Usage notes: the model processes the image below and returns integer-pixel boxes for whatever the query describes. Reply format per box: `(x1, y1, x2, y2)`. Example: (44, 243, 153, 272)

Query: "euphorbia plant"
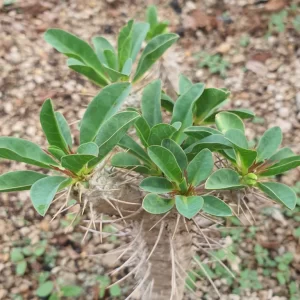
(1, 7, 300, 300)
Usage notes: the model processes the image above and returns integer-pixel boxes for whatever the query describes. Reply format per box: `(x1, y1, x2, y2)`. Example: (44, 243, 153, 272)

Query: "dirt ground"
(0, 0, 300, 299)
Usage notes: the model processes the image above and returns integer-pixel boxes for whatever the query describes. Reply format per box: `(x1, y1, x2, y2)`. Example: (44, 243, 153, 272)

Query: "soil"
(0, 0, 299, 299)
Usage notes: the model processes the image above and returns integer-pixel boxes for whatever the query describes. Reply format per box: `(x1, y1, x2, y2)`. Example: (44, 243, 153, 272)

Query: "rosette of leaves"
(161, 74, 255, 126)
(198, 112, 300, 210)
(0, 83, 140, 216)
(111, 79, 232, 219)
(44, 17, 178, 87)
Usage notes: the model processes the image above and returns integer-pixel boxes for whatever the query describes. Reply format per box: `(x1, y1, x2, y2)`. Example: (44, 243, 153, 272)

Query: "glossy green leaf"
(140, 176, 174, 193)
(142, 193, 174, 214)
(30, 176, 72, 216)
(40, 99, 69, 152)
(0, 137, 58, 168)
(103, 49, 118, 70)
(118, 134, 151, 164)
(257, 182, 296, 210)
(205, 169, 244, 190)
(48, 146, 65, 161)
(80, 82, 131, 144)
(77, 142, 99, 156)
(269, 147, 294, 162)
(148, 123, 177, 146)
(131, 22, 150, 62)
(175, 195, 204, 219)
(162, 139, 188, 171)
(194, 88, 230, 124)
(203, 108, 255, 124)
(67, 58, 107, 87)
(16, 260, 27, 276)
(0, 171, 47, 192)
(61, 286, 83, 297)
(44, 29, 108, 85)
(92, 36, 116, 66)
(184, 126, 221, 140)
(256, 127, 282, 162)
(121, 58, 132, 76)
(89, 111, 140, 167)
(259, 156, 300, 176)
(102, 62, 124, 82)
(179, 73, 193, 95)
(171, 83, 205, 142)
(148, 145, 182, 184)
(184, 134, 232, 154)
(133, 33, 179, 82)
(171, 122, 182, 131)
(186, 149, 213, 187)
(118, 20, 133, 70)
(55, 112, 72, 148)
(61, 154, 96, 174)
(161, 92, 174, 112)
(224, 129, 248, 149)
(134, 116, 151, 148)
(215, 112, 245, 134)
(141, 80, 162, 128)
(202, 196, 232, 217)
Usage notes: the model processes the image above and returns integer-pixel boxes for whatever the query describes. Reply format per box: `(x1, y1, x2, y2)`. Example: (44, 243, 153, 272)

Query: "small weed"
(195, 52, 230, 77)
(239, 34, 250, 48)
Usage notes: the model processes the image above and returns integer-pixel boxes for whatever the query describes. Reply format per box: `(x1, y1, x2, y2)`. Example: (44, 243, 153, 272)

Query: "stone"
(246, 61, 267, 77)
(296, 93, 300, 110)
(217, 42, 231, 54)
(278, 107, 289, 118)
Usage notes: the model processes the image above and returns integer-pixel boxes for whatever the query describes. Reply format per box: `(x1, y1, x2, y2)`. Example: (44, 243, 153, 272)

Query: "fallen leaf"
(265, 0, 286, 12)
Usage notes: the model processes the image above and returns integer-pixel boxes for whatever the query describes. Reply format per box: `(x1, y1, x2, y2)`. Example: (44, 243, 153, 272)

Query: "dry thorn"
(192, 218, 212, 248)
(149, 211, 170, 231)
(172, 214, 181, 240)
(147, 220, 164, 261)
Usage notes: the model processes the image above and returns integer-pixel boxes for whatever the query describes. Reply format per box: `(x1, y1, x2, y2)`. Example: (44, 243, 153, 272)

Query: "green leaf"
(61, 154, 96, 174)
(109, 284, 122, 297)
(259, 156, 300, 176)
(162, 139, 187, 171)
(118, 20, 134, 70)
(77, 142, 99, 156)
(40, 99, 69, 152)
(205, 169, 244, 190)
(142, 193, 174, 214)
(175, 195, 204, 219)
(36, 281, 54, 297)
(184, 134, 232, 154)
(89, 111, 140, 167)
(16, 260, 27, 276)
(148, 145, 182, 184)
(256, 127, 282, 162)
(131, 22, 150, 62)
(148, 123, 177, 146)
(10, 248, 24, 262)
(179, 73, 193, 95)
(257, 182, 297, 210)
(184, 126, 221, 140)
(225, 129, 257, 170)
(215, 112, 245, 134)
(186, 149, 213, 187)
(140, 176, 174, 193)
(0, 137, 58, 168)
(134, 116, 151, 148)
(92, 36, 116, 66)
(194, 88, 230, 124)
(30, 176, 72, 216)
(133, 33, 179, 82)
(80, 82, 131, 144)
(67, 58, 107, 87)
(161, 92, 175, 112)
(61, 285, 83, 297)
(204, 109, 255, 123)
(55, 111, 72, 148)
(141, 80, 162, 128)
(147, 5, 158, 28)
(121, 58, 132, 76)
(269, 147, 294, 162)
(171, 83, 205, 143)
(118, 135, 151, 164)
(0, 171, 48, 192)
(202, 196, 232, 217)
(44, 29, 108, 86)
(48, 146, 65, 161)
